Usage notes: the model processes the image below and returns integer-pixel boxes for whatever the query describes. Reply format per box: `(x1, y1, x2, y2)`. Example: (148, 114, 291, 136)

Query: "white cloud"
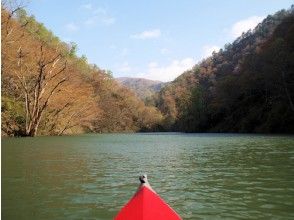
(93, 7, 107, 15)
(101, 17, 116, 25)
(230, 16, 264, 38)
(148, 62, 158, 68)
(83, 5, 115, 27)
(131, 29, 161, 39)
(202, 45, 220, 58)
(84, 17, 96, 26)
(118, 62, 132, 73)
(65, 22, 79, 32)
(81, 3, 92, 10)
(137, 58, 195, 82)
(160, 48, 170, 55)
(84, 15, 115, 27)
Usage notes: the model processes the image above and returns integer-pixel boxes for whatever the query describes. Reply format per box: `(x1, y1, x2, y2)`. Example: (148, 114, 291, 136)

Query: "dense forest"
(154, 6, 294, 133)
(1, 3, 163, 136)
(2, 2, 294, 136)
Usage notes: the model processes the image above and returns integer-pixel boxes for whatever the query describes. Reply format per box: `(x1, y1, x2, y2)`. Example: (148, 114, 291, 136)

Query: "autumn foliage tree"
(1, 4, 163, 136)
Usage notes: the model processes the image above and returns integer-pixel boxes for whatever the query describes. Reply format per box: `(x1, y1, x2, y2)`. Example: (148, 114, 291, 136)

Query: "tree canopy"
(153, 6, 294, 133)
(1, 5, 163, 136)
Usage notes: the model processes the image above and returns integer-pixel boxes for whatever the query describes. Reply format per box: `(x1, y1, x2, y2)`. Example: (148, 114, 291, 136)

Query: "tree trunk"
(16, 45, 67, 137)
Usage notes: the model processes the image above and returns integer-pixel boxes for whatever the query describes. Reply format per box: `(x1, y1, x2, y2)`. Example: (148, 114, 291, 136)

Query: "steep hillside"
(1, 6, 163, 136)
(154, 6, 294, 133)
(117, 77, 166, 100)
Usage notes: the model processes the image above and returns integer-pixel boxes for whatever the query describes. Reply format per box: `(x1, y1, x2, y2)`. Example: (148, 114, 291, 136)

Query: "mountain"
(1, 7, 163, 136)
(3, 3, 293, 136)
(116, 77, 166, 100)
(153, 6, 294, 133)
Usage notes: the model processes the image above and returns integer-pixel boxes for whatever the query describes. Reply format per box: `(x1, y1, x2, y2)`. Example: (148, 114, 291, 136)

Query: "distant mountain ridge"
(116, 77, 167, 100)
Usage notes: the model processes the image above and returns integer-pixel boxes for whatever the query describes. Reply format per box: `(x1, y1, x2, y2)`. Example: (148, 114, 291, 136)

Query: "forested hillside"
(117, 77, 166, 100)
(155, 6, 294, 133)
(2, 3, 293, 136)
(1, 5, 163, 136)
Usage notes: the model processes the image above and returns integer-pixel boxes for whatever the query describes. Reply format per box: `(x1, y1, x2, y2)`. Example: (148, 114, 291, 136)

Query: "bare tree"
(15, 44, 68, 136)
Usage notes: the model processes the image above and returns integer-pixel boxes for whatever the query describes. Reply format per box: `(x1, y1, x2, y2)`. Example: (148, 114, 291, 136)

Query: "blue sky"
(26, 0, 292, 82)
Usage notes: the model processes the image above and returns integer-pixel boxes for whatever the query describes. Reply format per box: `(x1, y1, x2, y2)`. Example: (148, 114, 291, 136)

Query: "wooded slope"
(154, 6, 294, 133)
(1, 5, 163, 136)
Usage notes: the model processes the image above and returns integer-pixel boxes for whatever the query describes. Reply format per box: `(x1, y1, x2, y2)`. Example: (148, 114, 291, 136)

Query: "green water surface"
(2, 133, 294, 219)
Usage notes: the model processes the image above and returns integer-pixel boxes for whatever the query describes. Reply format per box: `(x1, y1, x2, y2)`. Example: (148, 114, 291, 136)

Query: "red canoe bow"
(114, 175, 182, 220)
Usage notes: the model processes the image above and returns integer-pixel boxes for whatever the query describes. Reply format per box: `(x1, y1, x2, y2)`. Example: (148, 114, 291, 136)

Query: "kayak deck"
(115, 175, 181, 220)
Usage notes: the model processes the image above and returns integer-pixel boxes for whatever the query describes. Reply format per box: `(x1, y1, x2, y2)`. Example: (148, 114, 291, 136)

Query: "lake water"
(2, 133, 294, 219)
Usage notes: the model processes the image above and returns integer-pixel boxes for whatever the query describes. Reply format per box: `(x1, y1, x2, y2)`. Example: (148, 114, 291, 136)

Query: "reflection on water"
(2, 133, 294, 219)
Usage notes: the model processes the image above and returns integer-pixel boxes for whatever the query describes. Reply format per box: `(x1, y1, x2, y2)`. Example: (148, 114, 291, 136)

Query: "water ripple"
(2, 133, 294, 219)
